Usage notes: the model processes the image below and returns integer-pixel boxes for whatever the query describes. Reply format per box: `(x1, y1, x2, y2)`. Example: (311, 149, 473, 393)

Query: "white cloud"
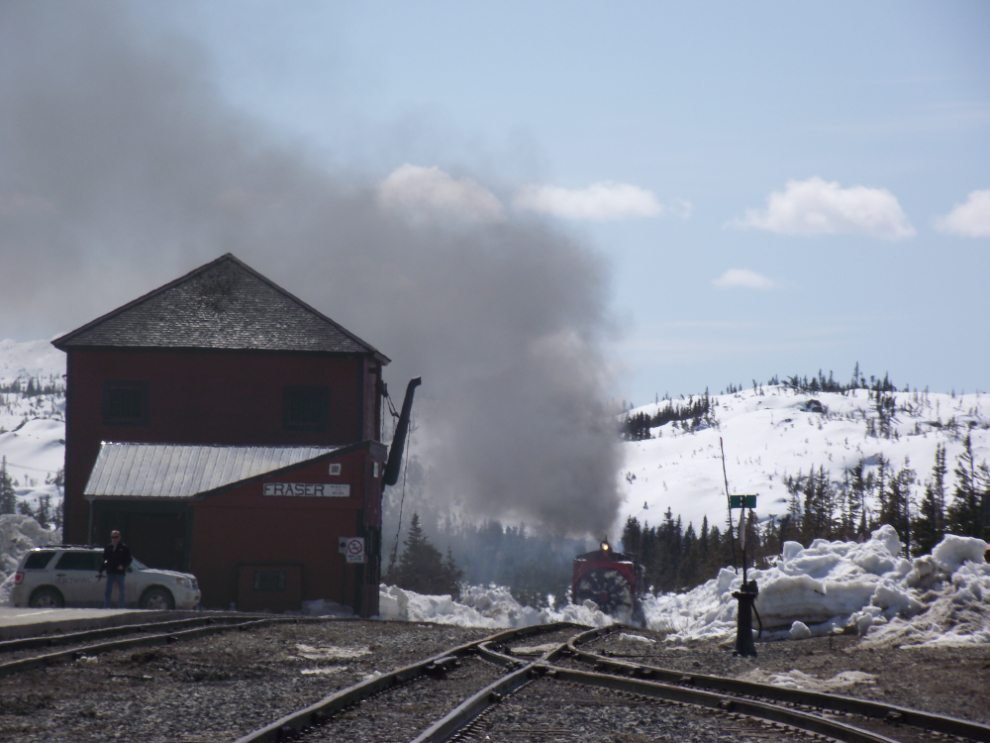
(934, 190, 990, 238)
(712, 269, 775, 290)
(731, 177, 915, 240)
(377, 164, 504, 223)
(513, 181, 666, 221)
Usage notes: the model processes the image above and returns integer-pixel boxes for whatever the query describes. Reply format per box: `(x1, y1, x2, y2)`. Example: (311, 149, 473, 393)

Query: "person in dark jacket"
(99, 530, 132, 609)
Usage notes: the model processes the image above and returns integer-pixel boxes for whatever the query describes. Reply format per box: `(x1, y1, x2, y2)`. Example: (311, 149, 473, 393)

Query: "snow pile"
(740, 668, 877, 692)
(378, 526, 989, 649)
(379, 584, 548, 628)
(0, 513, 62, 603)
(640, 525, 988, 647)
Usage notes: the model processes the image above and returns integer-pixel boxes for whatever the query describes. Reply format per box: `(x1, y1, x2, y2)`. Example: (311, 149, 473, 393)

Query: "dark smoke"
(0, 4, 623, 537)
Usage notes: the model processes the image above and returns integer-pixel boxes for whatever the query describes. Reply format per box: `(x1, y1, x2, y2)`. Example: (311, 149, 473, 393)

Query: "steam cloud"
(0, 5, 623, 536)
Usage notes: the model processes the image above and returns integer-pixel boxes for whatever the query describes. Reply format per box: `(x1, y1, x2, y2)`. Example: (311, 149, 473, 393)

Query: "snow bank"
(0, 514, 62, 603)
(377, 526, 989, 649)
(641, 525, 988, 647)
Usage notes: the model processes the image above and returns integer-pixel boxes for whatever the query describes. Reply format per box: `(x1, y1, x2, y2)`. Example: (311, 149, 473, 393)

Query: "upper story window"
(103, 381, 149, 425)
(283, 385, 329, 431)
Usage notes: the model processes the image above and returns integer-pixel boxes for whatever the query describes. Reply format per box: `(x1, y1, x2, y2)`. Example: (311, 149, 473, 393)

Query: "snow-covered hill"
(618, 386, 990, 534)
(0, 339, 66, 516)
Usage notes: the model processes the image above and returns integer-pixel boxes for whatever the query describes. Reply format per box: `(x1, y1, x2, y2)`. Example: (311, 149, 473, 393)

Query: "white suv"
(10, 546, 201, 610)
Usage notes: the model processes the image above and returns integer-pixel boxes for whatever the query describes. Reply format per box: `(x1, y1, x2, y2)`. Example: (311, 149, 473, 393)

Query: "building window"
(253, 570, 286, 592)
(283, 386, 329, 431)
(103, 381, 149, 425)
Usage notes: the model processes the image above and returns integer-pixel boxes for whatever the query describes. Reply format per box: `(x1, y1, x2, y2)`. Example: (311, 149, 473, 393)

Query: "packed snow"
(375, 526, 988, 649)
(0, 514, 62, 604)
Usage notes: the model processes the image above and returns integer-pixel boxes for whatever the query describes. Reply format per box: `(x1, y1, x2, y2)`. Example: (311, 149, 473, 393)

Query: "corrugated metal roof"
(84, 443, 342, 499)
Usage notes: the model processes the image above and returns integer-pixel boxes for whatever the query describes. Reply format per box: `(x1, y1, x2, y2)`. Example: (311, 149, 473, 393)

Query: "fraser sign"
(263, 482, 350, 497)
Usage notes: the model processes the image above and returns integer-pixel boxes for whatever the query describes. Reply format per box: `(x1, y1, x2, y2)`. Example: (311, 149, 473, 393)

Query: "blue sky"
(6, 2, 990, 402)
(147, 1, 990, 401)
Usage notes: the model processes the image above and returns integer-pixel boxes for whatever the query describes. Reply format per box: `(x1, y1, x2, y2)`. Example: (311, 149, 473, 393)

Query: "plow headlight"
(600, 540, 610, 552)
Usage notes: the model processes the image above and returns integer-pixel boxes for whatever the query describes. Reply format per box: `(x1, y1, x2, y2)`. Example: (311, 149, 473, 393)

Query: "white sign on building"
(262, 482, 350, 497)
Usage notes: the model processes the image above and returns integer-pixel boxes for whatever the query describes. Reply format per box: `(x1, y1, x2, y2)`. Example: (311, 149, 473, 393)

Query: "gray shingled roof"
(84, 443, 343, 500)
(52, 254, 389, 360)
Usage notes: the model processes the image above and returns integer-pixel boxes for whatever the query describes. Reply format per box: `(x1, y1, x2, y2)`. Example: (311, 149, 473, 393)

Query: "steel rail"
(0, 616, 301, 677)
(0, 614, 263, 654)
(546, 666, 900, 743)
(567, 625, 990, 743)
(410, 633, 896, 743)
(410, 663, 541, 743)
(230, 621, 586, 743)
(409, 650, 898, 743)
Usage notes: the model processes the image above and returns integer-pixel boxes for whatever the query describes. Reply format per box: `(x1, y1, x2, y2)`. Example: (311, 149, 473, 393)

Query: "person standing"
(99, 530, 132, 609)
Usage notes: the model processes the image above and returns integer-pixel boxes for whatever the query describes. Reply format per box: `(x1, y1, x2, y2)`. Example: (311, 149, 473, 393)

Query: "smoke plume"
(0, 4, 623, 536)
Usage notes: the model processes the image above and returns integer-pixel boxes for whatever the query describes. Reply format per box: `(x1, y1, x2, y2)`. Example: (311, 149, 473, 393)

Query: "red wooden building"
(53, 254, 404, 615)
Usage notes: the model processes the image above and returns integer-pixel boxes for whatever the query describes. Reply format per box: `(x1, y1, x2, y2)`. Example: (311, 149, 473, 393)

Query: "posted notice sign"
(263, 482, 350, 497)
(343, 537, 365, 563)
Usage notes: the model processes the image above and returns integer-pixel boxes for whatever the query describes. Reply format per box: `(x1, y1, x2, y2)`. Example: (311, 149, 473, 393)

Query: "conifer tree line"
(622, 390, 715, 441)
(0, 373, 65, 395)
(621, 434, 989, 596)
(779, 433, 988, 555)
(0, 458, 63, 530)
(625, 367, 909, 443)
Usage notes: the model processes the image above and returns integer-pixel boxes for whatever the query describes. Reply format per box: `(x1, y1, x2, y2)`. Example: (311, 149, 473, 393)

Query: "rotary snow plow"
(571, 539, 645, 625)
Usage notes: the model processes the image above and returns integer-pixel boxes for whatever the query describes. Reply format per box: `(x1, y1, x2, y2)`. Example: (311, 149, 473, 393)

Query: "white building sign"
(263, 482, 350, 497)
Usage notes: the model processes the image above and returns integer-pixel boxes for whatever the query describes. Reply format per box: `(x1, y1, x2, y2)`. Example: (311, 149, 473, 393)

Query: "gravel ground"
(301, 656, 504, 742)
(0, 619, 491, 743)
(475, 677, 824, 743)
(590, 629, 990, 726)
(1, 619, 987, 743)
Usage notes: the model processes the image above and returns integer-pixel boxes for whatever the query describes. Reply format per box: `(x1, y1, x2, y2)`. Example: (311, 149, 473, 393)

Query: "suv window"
(23, 551, 57, 569)
(55, 552, 102, 571)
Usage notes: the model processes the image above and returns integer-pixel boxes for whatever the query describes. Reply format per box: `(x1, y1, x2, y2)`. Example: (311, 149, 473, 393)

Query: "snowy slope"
(0, 339, 65, 512)
(618, 386, 990, 533)
(0, 338, 65, 387)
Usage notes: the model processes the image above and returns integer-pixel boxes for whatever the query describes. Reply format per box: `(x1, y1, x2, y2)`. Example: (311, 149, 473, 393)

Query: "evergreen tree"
(0, 457, 15, 515)
(390, 513, 462, 597)
(947, 434, 982, 537)
(34, 494, 52, 528)
(912, 444, 946, 555)
(621, 516, 642, 555)
(880, 460, 914, 549)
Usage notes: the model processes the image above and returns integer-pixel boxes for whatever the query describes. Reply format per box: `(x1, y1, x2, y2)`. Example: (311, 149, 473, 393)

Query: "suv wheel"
(140, 587, 175, 611)
(29, 587, 65, 608)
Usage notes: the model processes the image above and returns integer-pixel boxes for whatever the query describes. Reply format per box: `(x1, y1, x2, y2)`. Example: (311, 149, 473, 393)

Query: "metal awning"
(84, 443, 343, 500)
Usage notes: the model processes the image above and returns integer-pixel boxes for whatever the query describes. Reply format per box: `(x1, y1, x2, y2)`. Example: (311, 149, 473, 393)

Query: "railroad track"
(230, 622, 990, 743)
(2, 618, 986, 742)
(0, 614, 328, 678)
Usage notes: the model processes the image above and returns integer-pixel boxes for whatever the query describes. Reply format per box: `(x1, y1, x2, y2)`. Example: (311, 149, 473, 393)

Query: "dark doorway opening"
(94, 503, 191, 571)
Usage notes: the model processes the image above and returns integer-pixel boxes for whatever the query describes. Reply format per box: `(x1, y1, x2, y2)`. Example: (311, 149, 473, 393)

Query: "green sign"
(730, 495, 757, 509)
